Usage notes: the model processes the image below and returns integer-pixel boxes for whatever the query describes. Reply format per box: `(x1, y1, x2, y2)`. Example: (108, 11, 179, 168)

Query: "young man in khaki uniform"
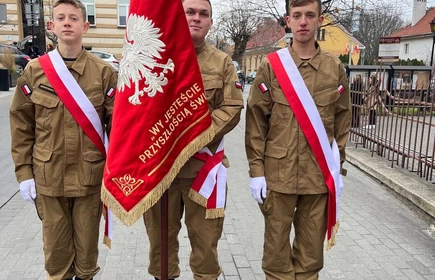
(9, 0, 117, 279)
(143, 0, 244, 279)
(245, 0, 350, 279)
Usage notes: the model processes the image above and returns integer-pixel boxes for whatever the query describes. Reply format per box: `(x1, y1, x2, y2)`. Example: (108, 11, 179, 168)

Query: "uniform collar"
(288, 41, 322, 70)
(66, 48, 87, 75)
(195, 40, 207, 54)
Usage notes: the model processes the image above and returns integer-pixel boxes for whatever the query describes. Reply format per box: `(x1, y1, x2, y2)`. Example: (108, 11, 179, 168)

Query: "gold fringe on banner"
(188, 189, 207, 207)
(102, 207, 112, 249)
(101, 125, 215, 226)
(188, 189, 225, 219)
(326, 221, 340, 251)
(205, 208, 225, 219)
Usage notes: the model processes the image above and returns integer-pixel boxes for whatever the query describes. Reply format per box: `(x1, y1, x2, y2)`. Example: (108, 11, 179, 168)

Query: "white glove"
(249, 177, 267, 204)
(19, 179, 36, 204)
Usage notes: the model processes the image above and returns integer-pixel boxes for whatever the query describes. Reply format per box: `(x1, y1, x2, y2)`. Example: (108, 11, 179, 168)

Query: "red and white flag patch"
(21, 85, 32, 96)
(106, 88, 115, 98)
(235, 82, 242, 89)
(338, 84, 345, 94)
(258, 82, 268, 93)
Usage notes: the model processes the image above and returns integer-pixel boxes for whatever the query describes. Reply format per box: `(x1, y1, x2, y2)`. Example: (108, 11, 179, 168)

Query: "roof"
(245, 14, 366, 51)
(387, 7, 435, 38)
(246, 18, 286, 50)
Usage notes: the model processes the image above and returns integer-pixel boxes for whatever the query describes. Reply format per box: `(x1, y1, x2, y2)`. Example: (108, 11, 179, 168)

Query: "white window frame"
(82, 2, 96, 26)
(118, 2, 129, 27)
(404, 44, 409, 55)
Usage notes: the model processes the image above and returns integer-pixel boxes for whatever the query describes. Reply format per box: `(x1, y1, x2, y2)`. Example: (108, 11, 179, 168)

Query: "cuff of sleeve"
(249, 166, 264, 178)
(16, 168, 34, 183)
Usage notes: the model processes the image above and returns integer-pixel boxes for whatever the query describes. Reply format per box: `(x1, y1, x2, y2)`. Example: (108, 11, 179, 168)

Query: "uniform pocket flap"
(88, 93, 104, 106)
(270, 89, 289, 105)
(31, 91, 60, 108)
(203, 80, 223, 90)
(33, 148, 53, 162)
(314, 92, 338, 106)
(264, 145, 287, 159)
(214, 110, 230, 122)
(83, 151, 105, 162)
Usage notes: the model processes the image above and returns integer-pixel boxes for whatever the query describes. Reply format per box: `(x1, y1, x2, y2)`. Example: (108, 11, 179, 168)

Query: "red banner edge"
(101, 124, 215, 226)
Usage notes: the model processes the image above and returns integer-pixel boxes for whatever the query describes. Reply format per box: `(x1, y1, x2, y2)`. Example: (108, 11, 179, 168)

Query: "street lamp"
(429, 18, 435, 66)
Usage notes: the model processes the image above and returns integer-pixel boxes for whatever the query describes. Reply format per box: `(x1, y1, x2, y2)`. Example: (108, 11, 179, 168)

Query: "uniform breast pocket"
(30, 90, 60, 131)
(313, 89, 338, 129)
(270, 87, 291, 129)
(203, 75, 223, 107)
(88, 92, 105, 115)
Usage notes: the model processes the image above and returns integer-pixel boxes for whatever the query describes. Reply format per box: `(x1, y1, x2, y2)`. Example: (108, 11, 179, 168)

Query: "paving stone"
(0, 87, 434, 280)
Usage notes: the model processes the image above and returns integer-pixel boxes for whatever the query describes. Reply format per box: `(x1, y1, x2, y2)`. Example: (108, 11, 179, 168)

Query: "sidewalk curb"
(346, 144, 435, 220)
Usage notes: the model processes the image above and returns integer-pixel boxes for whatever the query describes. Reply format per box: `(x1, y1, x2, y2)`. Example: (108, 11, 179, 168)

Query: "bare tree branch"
(218, 4, 262, 64)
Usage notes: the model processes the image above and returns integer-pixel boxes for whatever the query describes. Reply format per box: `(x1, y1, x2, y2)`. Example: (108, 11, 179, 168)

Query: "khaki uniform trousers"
(143, 178, 224, 280)
(259, 191, 328, 280)
(35, 192, 102, 280)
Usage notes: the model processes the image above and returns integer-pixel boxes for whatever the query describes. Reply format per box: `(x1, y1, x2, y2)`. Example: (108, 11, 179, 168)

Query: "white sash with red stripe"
(189, 139, 227, 219)
(39, 49, 107, 156)
(38, 49, 113, 247)
(267, 48, 343, 249)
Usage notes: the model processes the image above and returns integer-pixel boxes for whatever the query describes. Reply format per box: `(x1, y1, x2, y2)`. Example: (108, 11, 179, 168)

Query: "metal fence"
(348, 67, 435, 183)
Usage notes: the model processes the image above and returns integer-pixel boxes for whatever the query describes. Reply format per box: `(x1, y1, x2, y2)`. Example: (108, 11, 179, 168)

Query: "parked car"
(246, 71, 256, 83)
(89, 50, 119, 72)
(0, 44, 31, 74)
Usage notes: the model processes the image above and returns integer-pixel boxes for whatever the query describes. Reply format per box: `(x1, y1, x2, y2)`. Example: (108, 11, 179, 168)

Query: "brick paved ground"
(0, 86, 434, 280)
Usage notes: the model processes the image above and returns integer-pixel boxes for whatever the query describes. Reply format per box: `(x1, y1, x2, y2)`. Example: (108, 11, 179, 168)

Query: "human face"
(183, 0, 213, 46)
(50, 3, 89, 45)
(286, 1, 323, 45)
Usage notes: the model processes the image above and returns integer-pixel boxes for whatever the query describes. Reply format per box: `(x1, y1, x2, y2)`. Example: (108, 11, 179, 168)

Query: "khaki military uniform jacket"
(10, 49, 117, 197)
(245, 44, 350, 194)
(178, 42, 244, 178)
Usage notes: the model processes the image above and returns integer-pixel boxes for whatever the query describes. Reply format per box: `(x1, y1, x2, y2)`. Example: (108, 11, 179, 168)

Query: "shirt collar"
(288, 41, 322, 70)
(195, 40, 207, 54)
(66, 48, 87, 75)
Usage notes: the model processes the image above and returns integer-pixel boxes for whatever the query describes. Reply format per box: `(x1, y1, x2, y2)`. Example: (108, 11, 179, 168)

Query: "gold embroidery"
(112, 174, 144, 196)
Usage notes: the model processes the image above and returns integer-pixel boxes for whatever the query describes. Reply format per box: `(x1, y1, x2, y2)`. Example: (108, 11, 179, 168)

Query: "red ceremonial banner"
(102, 0, 214, 225)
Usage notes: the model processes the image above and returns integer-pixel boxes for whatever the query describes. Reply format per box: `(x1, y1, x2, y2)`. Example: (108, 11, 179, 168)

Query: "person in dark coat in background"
(350, 75, 364, 128)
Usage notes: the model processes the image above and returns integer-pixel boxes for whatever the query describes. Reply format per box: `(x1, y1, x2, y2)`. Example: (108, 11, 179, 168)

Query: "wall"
(399, 36, 432, 65)
(2, 0, 125, 56)
(318, 15, 362, 65)
(0, 0, 21, 44)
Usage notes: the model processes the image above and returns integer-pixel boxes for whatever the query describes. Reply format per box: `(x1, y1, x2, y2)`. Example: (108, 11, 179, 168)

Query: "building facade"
(386, 3, 435, 66)
(242, 14, 365, 76)
(0, 0, 126, 57)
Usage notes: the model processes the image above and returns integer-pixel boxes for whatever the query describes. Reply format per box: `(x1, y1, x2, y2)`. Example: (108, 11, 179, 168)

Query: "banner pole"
(161, 190, 169, 280)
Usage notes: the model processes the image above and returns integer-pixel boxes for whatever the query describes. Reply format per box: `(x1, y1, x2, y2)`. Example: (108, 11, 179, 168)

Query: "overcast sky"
(211, 0, 435, 23)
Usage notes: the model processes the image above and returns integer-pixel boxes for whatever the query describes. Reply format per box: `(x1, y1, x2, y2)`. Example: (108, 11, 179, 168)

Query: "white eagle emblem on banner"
(118, 14, 175, 105)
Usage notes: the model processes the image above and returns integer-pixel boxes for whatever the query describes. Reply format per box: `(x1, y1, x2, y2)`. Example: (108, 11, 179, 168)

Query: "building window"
(316, 28, 326, 41)
(0, 4, 6, 24)
(118, 0, 129, 27)
(404, 44, 409, 54)
(82, 0, 95, 25)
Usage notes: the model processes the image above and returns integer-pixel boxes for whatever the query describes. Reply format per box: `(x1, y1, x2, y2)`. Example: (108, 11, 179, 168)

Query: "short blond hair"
(53, 0, 87, 21)
(288, 0, 321, 15)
